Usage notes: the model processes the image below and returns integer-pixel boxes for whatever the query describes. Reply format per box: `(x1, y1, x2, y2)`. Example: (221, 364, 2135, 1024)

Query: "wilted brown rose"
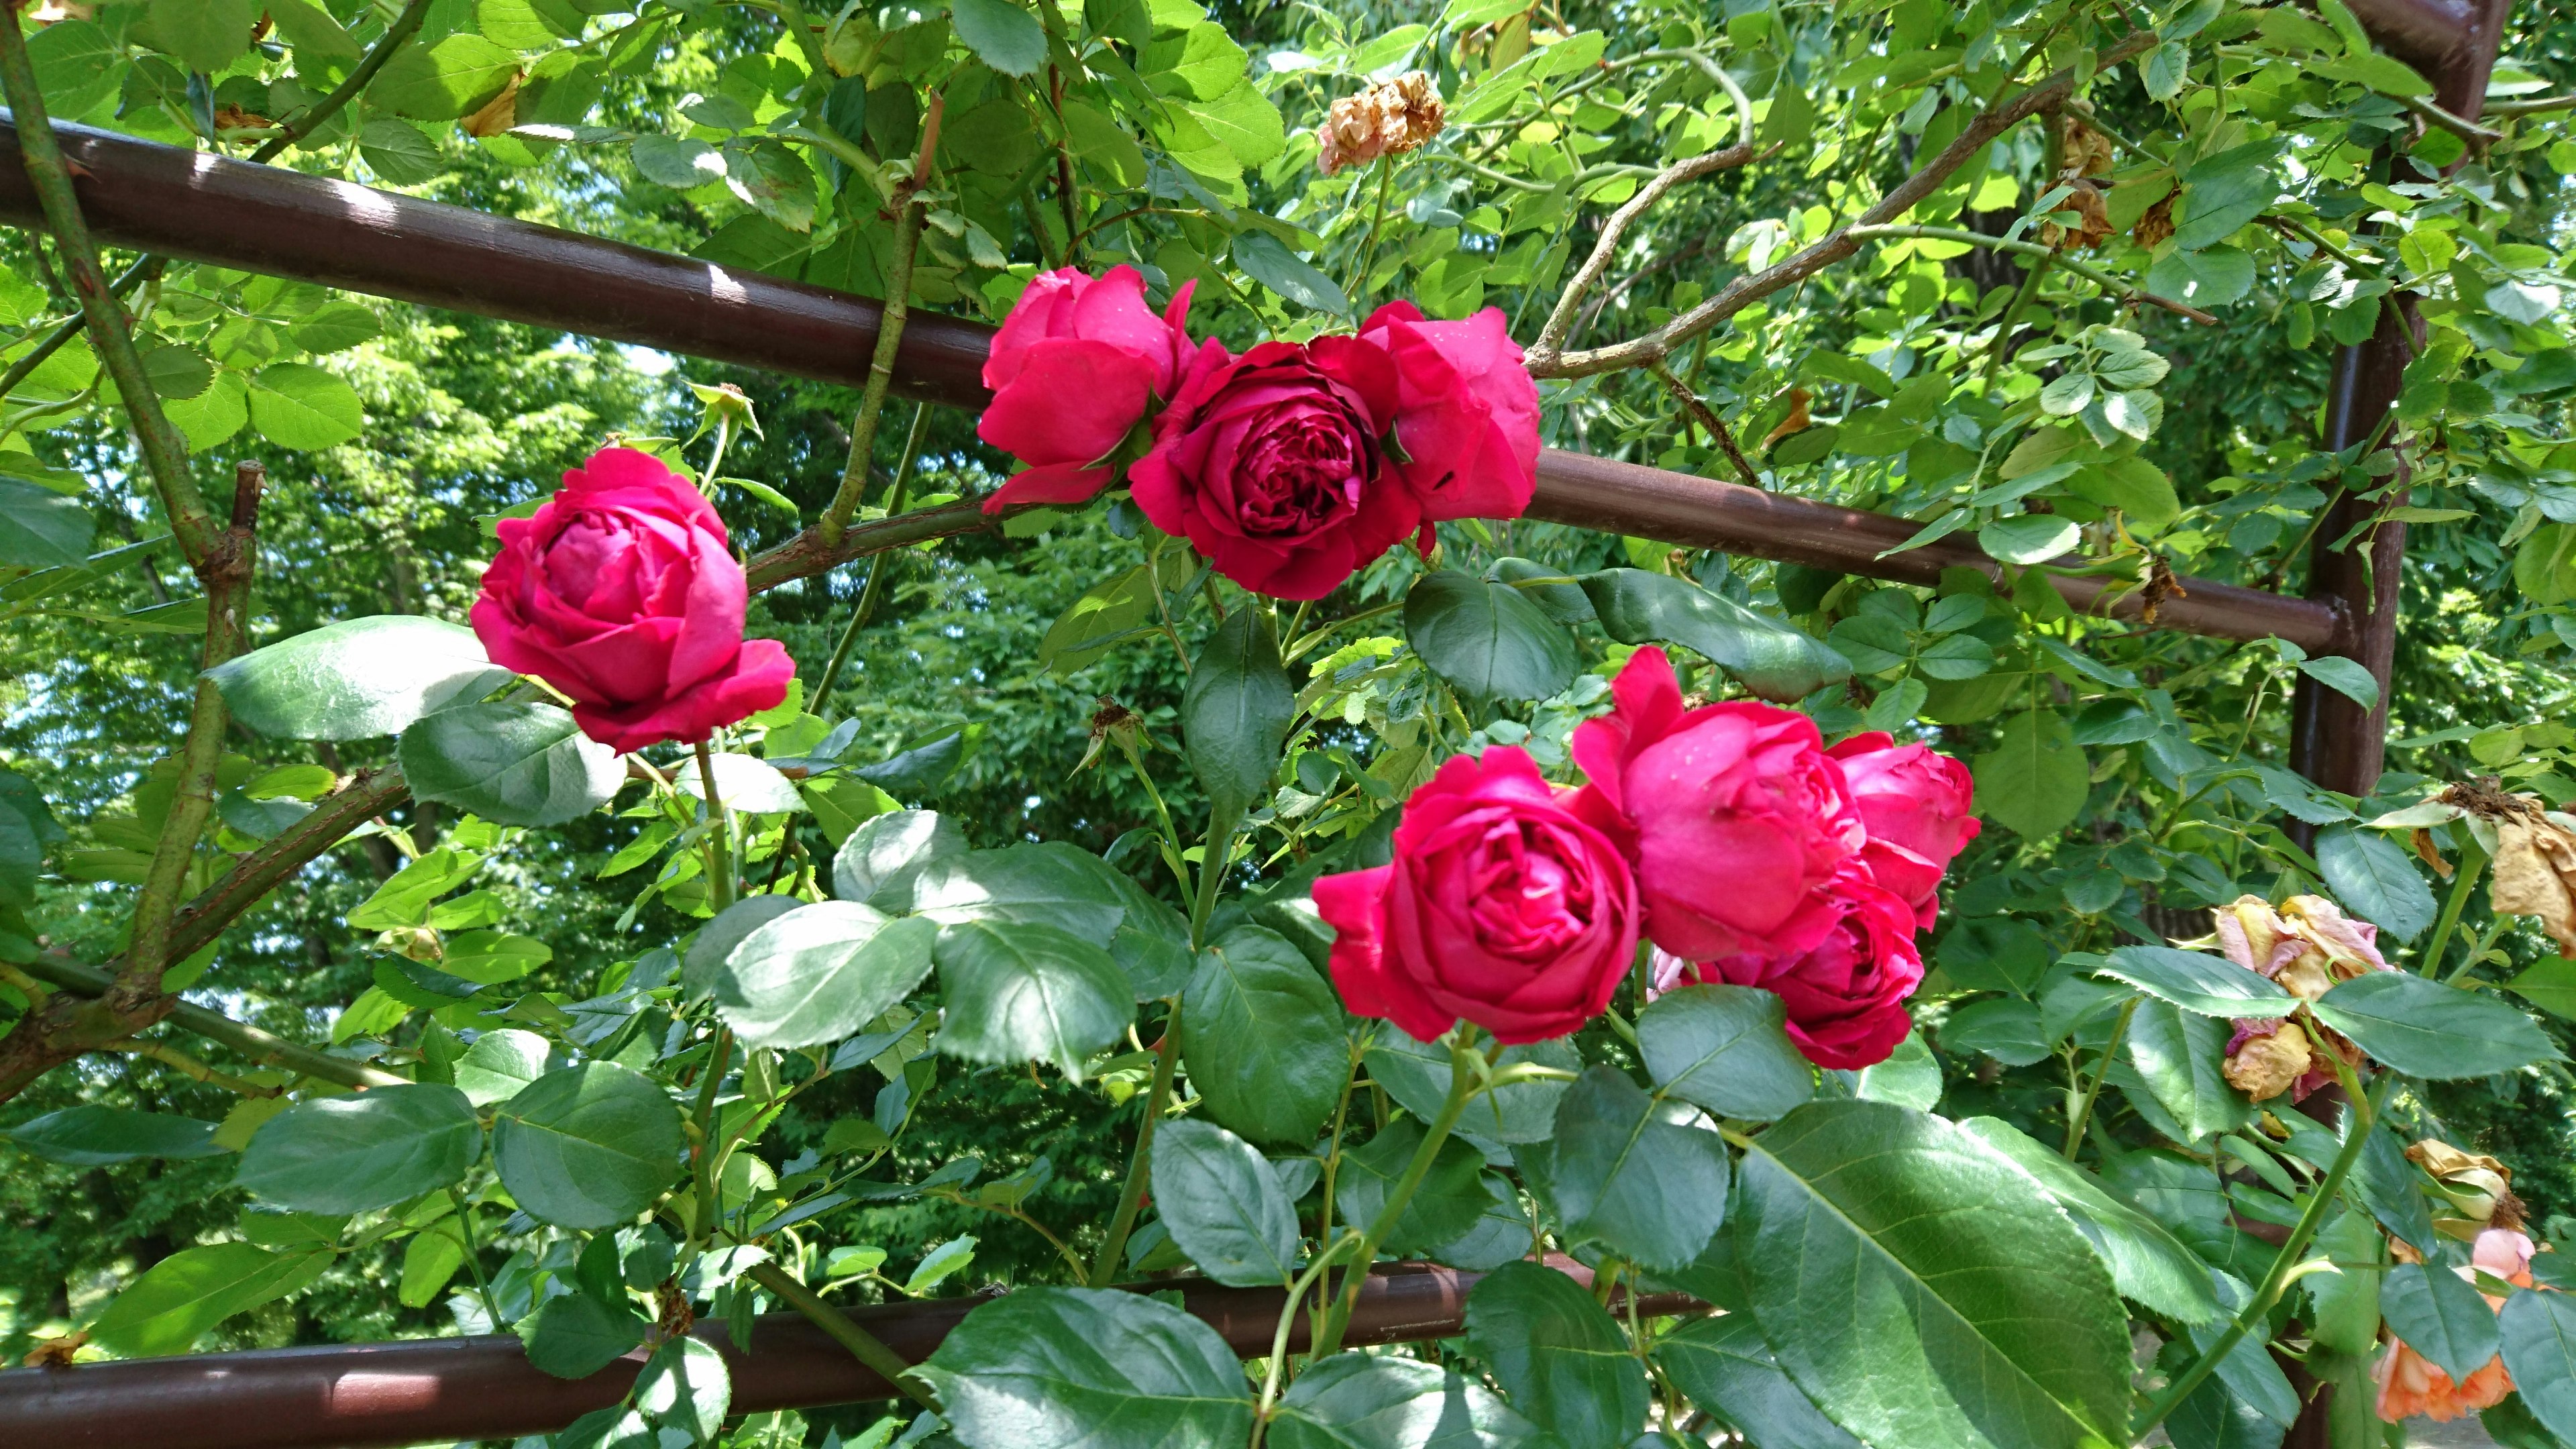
(1317, 72, 1446, 175)
(2133, 192, 2177, 247)
(2491, 806, 2576, 956)
(2039, 179, 2113, 249)
(2222, 1022, 2312, 1102)
(2408, 1138, 2525, 1234)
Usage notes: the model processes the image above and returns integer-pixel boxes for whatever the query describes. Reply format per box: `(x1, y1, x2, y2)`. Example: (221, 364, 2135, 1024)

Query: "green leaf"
(1144, 22, 1247, 101)
(398, 701, 621, 826)
(1271, 1354, 1556, 1449)
(1038, 565, 1158, 675)
(235, 1084, 482, 1214)
(931, 920, 1131, 1077)
(2096, 945, 2294, 1018)
(373, 34, 522, 120)
(635, 1336, 732, 1441)
(248, 363, 364, 450)
(286, 302, 383, 356)
(1336, 1117, 1494, 1254)
(1979, 515, 2080, 565)
(209, 616, 510, 741)
(26, 19, 121, 119)
(139, 343, 213, 400)
(478, 0, 586, 48)
(519, 1289, 649, 1379)
(2315, 826, 2437, 942)
(265, 0, 361, 60)
(1972, 709, 2088, 839)
(89, 1242, 331, 1357)
(1184, 598, 1292, 824)
(2506, 959, 2576, 1021)
(1521, 1067, 1728, 1271)
(455, 1026, 553, 1108)
(1187, 79, 1287, 169)
(1232, 231, 1349, 317)
(2381, 1260, 2503, 1385)
(1654, 1314, 1861, 1449)
(2297, 656, 2381, 712)
(360, 119, 445, 185)
(2142, 40, 2188, 101)
(901, 842, 1131, 946)
(2310, 970, 2559, 1079)
(2125, 999, 2257, 1140)
(1637, 983, 1816, 1122)
(1954, 1116, 2220, 1324)
(717, 904, 937, 1049)
(1149, 1118, 1299, 1287)
(1735, 1100, 2131, 1449)
(1854, 1028, 1945, 1110)
(1403, 571, 1578, 706)
(0, 476, 93, 569)
(347, 846, 481, 930)
(5, 1105, 223, 1165)
(399, 1216, 467, 1307)
(1181, 925, 1345, 1144)
(2174, 142, 2277, 251)
(1579, 568, 1848, 704)
(833, 808, 966, 906)
(439, 931, 551, 985)
(949, 0, 1048, 76)
(148, 0, 254, 73)
(1462, 1261, 1650, 1449)
(492, 1063, 686, 1229)
(1362, 1030, 1573, 1146)
(918, 1287, 1254, 1449)
(2501, 1289, 2576, 1446)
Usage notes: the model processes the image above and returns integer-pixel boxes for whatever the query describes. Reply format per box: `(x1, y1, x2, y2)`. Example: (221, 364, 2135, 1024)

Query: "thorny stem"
(1536, 138, 1764, 360)
(1348, 157, 1397, 310)
(1644, 360, 1760, 488)
(745, 1260, 938, 1409)
(816, 402, 932, 714)
(1311, 1033, 1485, 1359)
(11, 952, 407, 1090)
(1088, 1004, 1182, 1288)
(688, 1026, 735, 1248)
(2062, 995, 2137, 1159)
(820, 93, 947, 546)
(694, 740, 737, 912)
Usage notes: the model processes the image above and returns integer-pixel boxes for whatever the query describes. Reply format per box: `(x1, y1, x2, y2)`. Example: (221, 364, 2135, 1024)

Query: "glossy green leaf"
(683, 896, 804, 1000)
(931, 920, 1130, 1077)
(209, 616, 509, 741)
(235, 1085, 480, 1214)
(1403, 571, 1578, 706)
(1638, 984, 1817, 1122)
(453, 1027, 552, 1107)
(1972, 708, 2088, 839)
(2316, 827, 2437, 943)
(398, 701, 621, 826)
(716, 903, 937, 1049)
(949, 0, 1048, 75)
(1270, 1354, 1555, 1449)
(519, 1289, 649, 1379)
(1233, 231, 1350, 316)
(902, 842, 1131, 945)
(2126, 1000, 2257, 1140)
(1336, 1118, 1495, 1254)
(2501, 1289, 2576, 1446)
(1521, 1067, 1728, 1271)
(1955, 1116, 2219, 1324)
(5, 1104, 222, 1165)
(492, 1063, 684, 1228)
(2381, 1260, 2502, 1386)
(89, 1242, 331, 1356)
(1735, 1100, 2131, 1449)
(634, 1336, 732, 1441)
(373, 34, 522, 119)
(0, 476, 93, 568)
(2310, 971, 2558, 1079)
(1579, 568, 1848, 704)
(148, 0, 254, 73)
(248, 364, 365, 451)
(833, 808, 967, 906)
(2096, 946, 2294, 1018)
(1462, 1261, 1649, 1449)
(1181, 926, 1345, 1144)
(1362, 1030, 1573, 1146)
(916, 1287, 1254, 1449)
(1184, 608, 1293, 820)
(1654, 1313, 1861, 1449)
(1148, 1118, 1299, 1287)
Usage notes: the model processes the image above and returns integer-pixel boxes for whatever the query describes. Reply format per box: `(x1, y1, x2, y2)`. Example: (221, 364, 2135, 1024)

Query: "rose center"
(1465, 820, 1595, 960)
(1235, 412, 1366, 538)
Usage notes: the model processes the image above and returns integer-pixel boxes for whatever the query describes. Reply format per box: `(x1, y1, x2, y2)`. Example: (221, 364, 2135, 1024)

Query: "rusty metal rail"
(0, 1259, 1694, 1449)
(0, 112, 2346, 653)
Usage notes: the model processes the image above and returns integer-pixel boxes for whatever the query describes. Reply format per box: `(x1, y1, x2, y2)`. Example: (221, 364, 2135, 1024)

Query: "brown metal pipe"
(0, 1260, 1695, 1449)
(0, 113, 2341, 653)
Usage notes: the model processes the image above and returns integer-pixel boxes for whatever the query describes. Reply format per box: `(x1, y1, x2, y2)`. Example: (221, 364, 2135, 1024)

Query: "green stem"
(814, 402, 930, 714)
(449, 1187, 503, 1331)
(1348, 157, 1397, 309)
(819, 95, 945, 545)
(745, 1260, 938, 1409)
(248, 0, 435, 164)
(2426, 845, 2487, 982)
(700, 412, 735, 495)
(1087, 1002, 1182, 1287)
(13, 951, 408, 1089)
(0, 257, 160, 400)
(1311, 1034, 1483, 1359)
(2063, 995, 2137, 1159)
(1115, 734, 1191, 901)
(1189, 811, 1237, 949)
(1980, 245, 2057, 390)
(1251, 1236, 1360, 1446)
(695, 741, 737, 912)
(2131, 1073, 2392, 1440)
(688, 1027, 734, 1248)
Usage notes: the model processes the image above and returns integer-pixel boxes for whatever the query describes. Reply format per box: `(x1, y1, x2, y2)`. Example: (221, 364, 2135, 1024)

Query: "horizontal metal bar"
(0, 1259, 1695, 1449)
(0, 114, 2343, 653)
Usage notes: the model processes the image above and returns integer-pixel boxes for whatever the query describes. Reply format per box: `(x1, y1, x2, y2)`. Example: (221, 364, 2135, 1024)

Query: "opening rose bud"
(979, 265, 1207, 513)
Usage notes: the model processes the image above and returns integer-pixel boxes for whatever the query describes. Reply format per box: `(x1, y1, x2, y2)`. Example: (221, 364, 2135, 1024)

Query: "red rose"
(1314, 746, 1640, 1044)
(1666, 865, 1925, 1069)
(1357, 302, 1541, 523)
(978, 266, 1206, 512)
(470, 447, 793, 753)
(1824, 731, 1981, 930)
(1572, 647, 1864, 961)
(1128, 337, 1422, 601)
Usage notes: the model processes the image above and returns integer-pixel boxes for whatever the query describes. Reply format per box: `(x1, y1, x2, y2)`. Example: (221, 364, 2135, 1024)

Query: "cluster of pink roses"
(977, 265, 1542, 600)
(1316, 647, 1980, 1069)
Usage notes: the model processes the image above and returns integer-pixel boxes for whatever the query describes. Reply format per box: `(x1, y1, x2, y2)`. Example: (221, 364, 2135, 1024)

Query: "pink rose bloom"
(1313, 746, 1639, 1044)
(472, 448, 793, 753)
(1825, 731, 1981, 930)
(1671, 865, 1925, 1069)
(1129, 337, 1422, 601)
(979, 265, 1207, 512)
(1356, 302, 1541, 523)
(1572, 647, 1864, 961)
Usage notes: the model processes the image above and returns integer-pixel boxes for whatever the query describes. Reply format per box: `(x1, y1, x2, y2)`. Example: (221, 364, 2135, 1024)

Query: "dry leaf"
(2133, 193, 2176, 248)
(1758, 388, 1813, 452)
(462, 74, 523, 140)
